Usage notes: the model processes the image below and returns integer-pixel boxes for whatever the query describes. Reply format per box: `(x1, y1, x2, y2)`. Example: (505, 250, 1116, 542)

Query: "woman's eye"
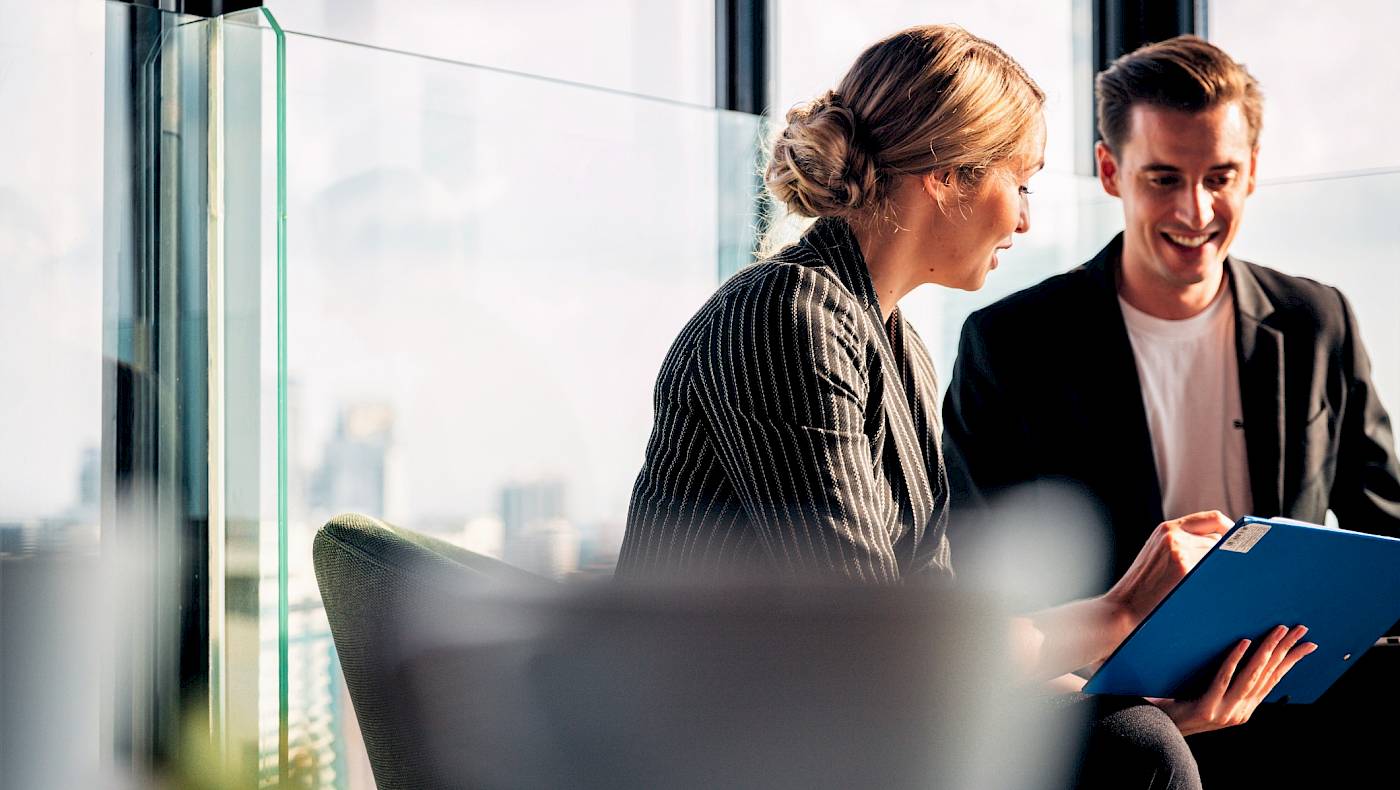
(1018, 185, 1033, 196)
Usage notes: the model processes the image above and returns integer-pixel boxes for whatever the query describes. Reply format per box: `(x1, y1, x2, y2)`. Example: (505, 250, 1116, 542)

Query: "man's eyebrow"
(1140, 161, 1244, 172)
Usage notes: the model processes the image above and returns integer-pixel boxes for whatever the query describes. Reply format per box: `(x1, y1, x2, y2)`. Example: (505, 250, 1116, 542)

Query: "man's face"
(1096, 101, 1258, 292)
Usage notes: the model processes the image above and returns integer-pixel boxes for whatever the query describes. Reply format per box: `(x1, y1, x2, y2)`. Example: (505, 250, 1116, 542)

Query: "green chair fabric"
(312, 512, 542, 790)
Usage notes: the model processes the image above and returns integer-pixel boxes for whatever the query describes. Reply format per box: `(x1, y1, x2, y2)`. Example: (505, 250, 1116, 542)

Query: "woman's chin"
(962, 256, 999, 291)
(925, 265, 990, 292)
(961, 269, 991, 292)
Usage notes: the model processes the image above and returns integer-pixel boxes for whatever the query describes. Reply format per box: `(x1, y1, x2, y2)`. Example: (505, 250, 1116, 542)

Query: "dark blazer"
(943, 233, 1400, 580)
(616, 217, 952, 583)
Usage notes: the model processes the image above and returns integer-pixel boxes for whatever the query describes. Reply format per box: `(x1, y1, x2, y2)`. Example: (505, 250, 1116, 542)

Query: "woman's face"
(927, 117, 1045, 291)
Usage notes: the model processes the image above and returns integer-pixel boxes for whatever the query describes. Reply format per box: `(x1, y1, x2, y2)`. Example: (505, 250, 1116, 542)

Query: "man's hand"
(1149, 624, 1318, 736)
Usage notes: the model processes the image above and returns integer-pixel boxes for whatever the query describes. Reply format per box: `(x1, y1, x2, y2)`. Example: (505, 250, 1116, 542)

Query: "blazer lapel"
(865, 306, 937, 543)
(802, 219, 935, 541)
(1085, 239, 1167, 527)
(1229, 257, 1284, 517)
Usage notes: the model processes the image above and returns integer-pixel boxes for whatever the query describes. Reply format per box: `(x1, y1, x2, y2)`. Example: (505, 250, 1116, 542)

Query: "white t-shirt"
(1118, 285, 1254, 521)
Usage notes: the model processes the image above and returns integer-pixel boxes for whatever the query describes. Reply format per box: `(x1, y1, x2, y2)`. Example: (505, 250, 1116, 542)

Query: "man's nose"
(1177, 182, 1214, 229)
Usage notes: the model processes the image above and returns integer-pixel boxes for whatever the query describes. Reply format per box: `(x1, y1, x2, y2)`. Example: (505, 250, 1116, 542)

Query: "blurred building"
(500, 479, 579, 578)
(275, 401, 403, 789)
(575, 519, 626, 579)
(311, 402, 401, 520)
(457, 514, 505, 560)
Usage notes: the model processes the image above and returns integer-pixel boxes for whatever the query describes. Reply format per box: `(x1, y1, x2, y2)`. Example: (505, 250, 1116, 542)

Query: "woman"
(615, 25, 1313, 787)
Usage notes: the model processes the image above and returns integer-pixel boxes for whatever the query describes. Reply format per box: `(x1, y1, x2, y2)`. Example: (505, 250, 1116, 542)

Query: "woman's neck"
(852, 218, 926, 322)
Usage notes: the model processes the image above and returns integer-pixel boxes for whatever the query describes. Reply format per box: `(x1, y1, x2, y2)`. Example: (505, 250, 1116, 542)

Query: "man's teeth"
(1166, 232, 1212, 248)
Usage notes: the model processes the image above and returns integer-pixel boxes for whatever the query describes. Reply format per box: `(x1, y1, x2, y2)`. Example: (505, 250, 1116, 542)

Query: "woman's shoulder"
(658, 237, 877, 380)
(678, 256, 872, 376)
(710, 247, 866, 325)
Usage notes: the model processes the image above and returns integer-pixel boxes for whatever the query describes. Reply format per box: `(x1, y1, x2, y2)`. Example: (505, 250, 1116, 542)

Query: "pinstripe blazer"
(616, 217, 952, 583)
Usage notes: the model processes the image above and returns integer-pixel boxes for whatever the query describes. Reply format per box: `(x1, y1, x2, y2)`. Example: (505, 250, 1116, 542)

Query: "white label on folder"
(1220, 522, 1271, 553)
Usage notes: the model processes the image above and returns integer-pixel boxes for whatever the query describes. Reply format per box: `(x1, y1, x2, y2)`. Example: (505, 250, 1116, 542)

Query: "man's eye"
(1019, 185, 1033, 196)
(1207, 173, 1236, 189)
(1149, 176, 1180, 188)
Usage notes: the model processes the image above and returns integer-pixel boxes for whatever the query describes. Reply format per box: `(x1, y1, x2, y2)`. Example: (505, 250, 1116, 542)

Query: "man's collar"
(1225, 255, 1275, 323)
(1083, 233, 1125, 301)
(1085, 231, 1274, 323)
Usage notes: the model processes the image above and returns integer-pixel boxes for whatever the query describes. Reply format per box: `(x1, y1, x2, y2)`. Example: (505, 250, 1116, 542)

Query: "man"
(944, 35, 1400, 574)
(942, 35, 1400, 783)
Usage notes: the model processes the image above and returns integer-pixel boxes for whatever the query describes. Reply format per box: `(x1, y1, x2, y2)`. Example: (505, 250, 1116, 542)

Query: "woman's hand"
(1104, 511, 1233, 625)
(1015, 511, 1241, 684)
(1149, 625, 1318, 736)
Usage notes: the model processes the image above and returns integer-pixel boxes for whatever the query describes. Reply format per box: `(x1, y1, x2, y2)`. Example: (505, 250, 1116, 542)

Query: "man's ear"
(1095, 141, 1122, 198)
(1246, 145, 1259, 196)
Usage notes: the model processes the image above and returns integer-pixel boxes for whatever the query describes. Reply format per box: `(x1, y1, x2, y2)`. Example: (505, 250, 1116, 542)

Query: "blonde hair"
(766, 24, 1045, 222)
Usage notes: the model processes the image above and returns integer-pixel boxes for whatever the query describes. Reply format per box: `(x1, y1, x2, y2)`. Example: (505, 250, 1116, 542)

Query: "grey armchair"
(312, 512, 542, 789)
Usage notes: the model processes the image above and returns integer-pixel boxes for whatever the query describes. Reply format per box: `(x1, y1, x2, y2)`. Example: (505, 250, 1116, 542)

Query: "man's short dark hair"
(1095, 35, 1263, 154)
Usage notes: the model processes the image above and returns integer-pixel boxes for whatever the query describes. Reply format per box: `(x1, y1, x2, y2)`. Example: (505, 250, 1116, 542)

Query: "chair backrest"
(312, 512, 542, 790)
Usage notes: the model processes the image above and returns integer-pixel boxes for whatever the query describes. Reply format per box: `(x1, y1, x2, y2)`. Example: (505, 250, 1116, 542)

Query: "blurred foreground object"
(315, 512, 1096, 789)
(0, 553, 103, 788)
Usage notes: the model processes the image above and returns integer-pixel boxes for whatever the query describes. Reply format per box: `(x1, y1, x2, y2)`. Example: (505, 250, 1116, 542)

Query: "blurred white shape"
(455, 514, 505, 560)
(953, 481, 1111, 610)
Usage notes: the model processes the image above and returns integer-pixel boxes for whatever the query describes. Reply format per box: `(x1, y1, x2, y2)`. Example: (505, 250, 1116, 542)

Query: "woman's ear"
(921, 170, 955, 212)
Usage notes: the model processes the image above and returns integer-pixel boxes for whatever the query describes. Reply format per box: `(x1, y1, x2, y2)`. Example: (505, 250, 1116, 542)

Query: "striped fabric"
(616, 217, 952, 584)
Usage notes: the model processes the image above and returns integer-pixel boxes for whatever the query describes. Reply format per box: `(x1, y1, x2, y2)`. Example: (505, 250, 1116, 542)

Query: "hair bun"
(765, 90, 882, 219)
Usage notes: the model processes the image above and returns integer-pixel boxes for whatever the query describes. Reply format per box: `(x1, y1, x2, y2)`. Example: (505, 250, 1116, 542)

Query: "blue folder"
(1084, 516, 1400, 704)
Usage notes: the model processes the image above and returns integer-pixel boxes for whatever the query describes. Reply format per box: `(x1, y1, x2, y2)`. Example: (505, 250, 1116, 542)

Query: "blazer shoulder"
(964, 263, 1103, 337)
(1238, 259, 1349, 335)
(1239, 259, 1338, 303)
(679, 256, 872, 379)
(711, 252, 868, 330)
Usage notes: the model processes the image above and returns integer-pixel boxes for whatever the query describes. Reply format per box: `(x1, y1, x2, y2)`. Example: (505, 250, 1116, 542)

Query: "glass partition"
(1209, 0, 1400, 179)
(1231, 171, 1400, 411)
(268, 0, 716, 106)
(256, 23, 765, 787)
(1208, 2, 1400, 441)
